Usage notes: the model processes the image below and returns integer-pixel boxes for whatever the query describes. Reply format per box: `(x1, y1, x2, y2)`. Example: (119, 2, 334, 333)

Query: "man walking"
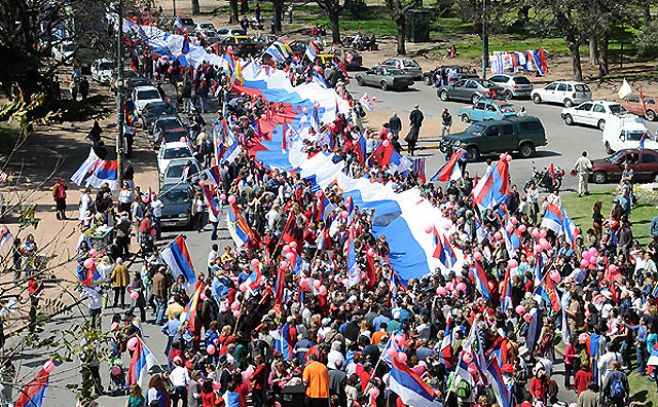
(388, 113, 402, 141)
(573, 151, 593, 197)
(441, 108, 452, 136)
(406, 105, 424, 156)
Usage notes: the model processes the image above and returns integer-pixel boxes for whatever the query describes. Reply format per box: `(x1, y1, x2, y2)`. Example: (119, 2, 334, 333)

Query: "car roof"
(161, 183, 189, 191)
(166, 158, 199, 166)
(551, 80, 586, 85)
(134, 85, 158, 92)
(163, 141, 190, 149)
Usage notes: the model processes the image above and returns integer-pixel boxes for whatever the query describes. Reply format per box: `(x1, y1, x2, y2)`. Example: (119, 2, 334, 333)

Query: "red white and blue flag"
(180, 284, 202, 331)
(432, 227, 456, 269)
(484, 355, 513, 407)
(430, 150, 462, 182)
(200, 183, 221, 218)
(15, 365, 51, 407)
(161, 235, 197, 284)
(314, 191, 335, 222)
(0, 226, 12, 248)
(127, 338, 157, 386)
(469, 260, 492, 301)
(541, 203, 563, 233)
(389, 357, 440, 407)
(202, 165, 221, 186)
(472, 158, 510, 210)
(85, 159, 119, 189)
(346, 226, 361, 287)
(304, 42, 319, 62)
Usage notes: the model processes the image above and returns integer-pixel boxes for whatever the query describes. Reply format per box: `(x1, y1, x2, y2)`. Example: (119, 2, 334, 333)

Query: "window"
(138, 90, 160, 100)
(557, 83, 567, 92)
(475, 102, 485, 110)
(592, 104, 605, 113)
(453, 80, 465, 87)
(466, 81, 478, 89)
(574, 84, 590, 93)
(566, 85, 573, 91)
(578, 103, 593, 111)
(608, 104, 627, 114)
(490, 76, 504, 82)
(641, 154, 657, 163)
(513, 76, 531, 84)
(486, 126, 500, 136)
(486, 104, 497, 112)
(383, 59, 394, 66)
(163, 148, 192, 160)
(545, 83, 557, 91)
(519, 120, 543, 132)
(501, 124, 514, 136)
(628, 96, 640, 103)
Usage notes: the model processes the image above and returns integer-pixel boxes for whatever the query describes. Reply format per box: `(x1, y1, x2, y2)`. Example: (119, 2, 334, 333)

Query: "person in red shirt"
(529, 366, 548, 402)
(250, 354, 268, 407)
(574, 363, 594, 395)
(563, 338, 578, 388)
(200, 379, 219, 407)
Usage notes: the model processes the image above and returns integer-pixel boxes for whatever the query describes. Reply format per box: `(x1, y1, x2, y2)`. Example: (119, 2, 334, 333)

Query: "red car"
(618, 94, 658, 121)
(589, 149, 658, 184)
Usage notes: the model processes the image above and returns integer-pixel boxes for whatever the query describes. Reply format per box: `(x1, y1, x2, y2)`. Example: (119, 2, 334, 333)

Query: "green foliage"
(346, 0, 370, 19)
(634, 25, 658, 58)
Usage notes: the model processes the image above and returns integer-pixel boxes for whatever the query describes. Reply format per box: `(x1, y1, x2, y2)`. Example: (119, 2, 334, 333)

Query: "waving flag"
(439, 317, 454, 368)
(0, 226, 12, 248)
(274, 39, 293, 58)
(469, 260, 492, 300)
(181, 30, 190, 54)
(430, 149, 462, 182)
(221, 141, 242, 164)
(243, 267, 262, 293)
(202, 165, 221, 186)
(500, 266, 513, 314)
(280, 322, 295, 361)
(227, 203, 254, 247)
(127, 338, 157, 386)
(265, 43, 286, 63)
(562, 207, 579, 249)
(312, 72, 329, 88)
(432, 228, 456, 269)
(472, 158, 510, 210)
(542, 273, 562, 313)
(274, 264, 286, 310)
(15, 365, 51, 407)
(180, 284, 202, 331)
(346, 226, 361, 287)
(585, 333, 605, 384)
(389, 357, 440, 407)
(484, 356, 513, 407)
(541, 203, 563, 233)
(85, 159, 119, 189)
(200, 182, 220, 218)
(304, 42, 319, 62)
(315, 191, 335, 222)
(502, 227, 521, 257)
(359, 93, 374, 111)
(71, 148, 102, 186)
(525, 306, 543, 354)
(161, 235, 197, 284)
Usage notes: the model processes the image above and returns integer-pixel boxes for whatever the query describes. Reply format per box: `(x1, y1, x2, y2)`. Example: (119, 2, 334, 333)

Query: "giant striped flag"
(389, 357, 440, 407)
(161, 235, 197, 285)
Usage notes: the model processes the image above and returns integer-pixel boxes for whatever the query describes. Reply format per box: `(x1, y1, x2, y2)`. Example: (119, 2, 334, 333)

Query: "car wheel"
(465, 146, 480, 161)
(439, 90, 449, 101)
(592, 171, 607, 184)
(646, 110, 656, 121)
(423, 76, 433, 86)
(564, 114, 574, 125)
(605, 142, 615, 155)
(356, 76, 364, 86)
(471, 94, 480, 104)
(461, 114, 470, 123)
(597, 119, 606, 130)
(564, 98, 574, 107)
(532, 94, 542, 104)
(518, 142, 535, 158)
(504, 90, 514, 100)
(380, 81, 388, 91)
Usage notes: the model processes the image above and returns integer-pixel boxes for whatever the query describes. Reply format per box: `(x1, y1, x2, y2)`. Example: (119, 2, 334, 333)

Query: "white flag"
(618, 79, 633, 100)
(359, 93, 373, 111)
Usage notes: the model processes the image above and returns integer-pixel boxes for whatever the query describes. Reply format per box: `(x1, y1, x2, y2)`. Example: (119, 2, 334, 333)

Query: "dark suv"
(440, 116, 547, 160)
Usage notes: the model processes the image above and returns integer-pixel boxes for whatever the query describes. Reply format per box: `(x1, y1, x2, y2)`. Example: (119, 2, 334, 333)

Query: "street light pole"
(173, 0, 177, 16)
(482, 0, 487, 79)
(116, 0, 124, 187)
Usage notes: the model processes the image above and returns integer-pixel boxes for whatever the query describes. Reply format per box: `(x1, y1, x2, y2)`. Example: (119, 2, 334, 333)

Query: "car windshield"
(130, 79, 151, 87)
(235, 37, 251, 44)
(166, 164, 186, 178)
(385, 68, 404, 75)
(138, 90, 160, 100)
(160, 187, 188, 204)
(402, 59, 420, 67)
(625, 130, 652, 141)
(158, 118, 181, 127)
(200, 23, 214, 30)
(163, 147, 191, 159)
(146, 103, 168, 114)
(574, 84, 590, 93)
(466, 123, 486, 136)
(513, 76, 530, 84)
(480, 80, 496, 88)
(99, 62, 113, 70)
(499, 104, 516, 113)
(164, 130, 188, 143)
(608, 104, 628, 114)
(606, 151, 626, 163)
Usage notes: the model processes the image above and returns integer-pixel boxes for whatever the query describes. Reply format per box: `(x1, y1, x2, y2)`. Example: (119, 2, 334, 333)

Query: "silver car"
(437, 79, 505, 104)
(354, 66, 414, 91)
(380, 57, 423, 81)
(488, 74, 534, 99)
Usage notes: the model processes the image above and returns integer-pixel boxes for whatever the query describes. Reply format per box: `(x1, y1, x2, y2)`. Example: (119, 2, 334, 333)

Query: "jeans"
(564, 363, 574, 387)
(171, 385, 188, 407)
(154, 217, 161, 240)
(154, 296, 166, 325)
(637, 343, 647, 374)
(210, 221, 218, 240)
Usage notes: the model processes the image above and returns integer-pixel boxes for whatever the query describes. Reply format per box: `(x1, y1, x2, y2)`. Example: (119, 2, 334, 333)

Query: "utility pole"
(116, 0, 124, 187)
(173, 0, 177, 16)
(481, 0, 487, 79)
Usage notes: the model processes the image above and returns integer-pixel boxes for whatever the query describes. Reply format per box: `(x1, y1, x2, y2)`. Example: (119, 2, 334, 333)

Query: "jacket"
(110, 264, 130, 288)
(152, 272, 167, 299)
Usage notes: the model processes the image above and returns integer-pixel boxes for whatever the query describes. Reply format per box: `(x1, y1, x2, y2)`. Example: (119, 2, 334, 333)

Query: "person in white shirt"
(150, 196, 164, 240)
(169, 358, 190, 406)
(598, 343, 621, 385)
(572, 150, 593, 197)
(525, 181, 540, 224)
(79, 187, 93, 221)
(208, 244, 218, 272)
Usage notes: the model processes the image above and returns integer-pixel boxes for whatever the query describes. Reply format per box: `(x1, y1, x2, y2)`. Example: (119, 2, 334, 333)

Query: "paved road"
(19, 78, 653, 406)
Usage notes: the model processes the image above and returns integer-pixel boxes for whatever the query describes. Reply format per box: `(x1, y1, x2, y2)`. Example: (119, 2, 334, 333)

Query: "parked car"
(618, 94, 658, 121)
(159, 183, 193, 228)
(380, 57, 422, 80)
(217, 28, 247, 41)
(221, 36, 258, 56)
(158, 142, 194, 178)
(52, 41, 74, 64)
(155, 125, 191, 147)
(333, 48, 362, 70)
(194, 21, 217, 32)
(354, 66, 414, 91)
(458, 100, 517, 123)
(531, 81, 591, 107)
(602, 115, 658, 154)
(131, 85, 162, 114)
(162, 158, 202, 185)
(423, 65, 476, 86)
(439, 116, 547, 160)
(125, 77, 152, 94)
(561, 100, 630, 130)
(488, 74, 534, 99)
(289, 39, 323, 55)
(437, 79, 505, 104)
(140, 101, 177, 130)
(180, 17, 195, 32)
(90, 58, 114, 84)
(152, 115, 185, 137)
(252, 34, 278, 52)
(589, 149, 658, 184)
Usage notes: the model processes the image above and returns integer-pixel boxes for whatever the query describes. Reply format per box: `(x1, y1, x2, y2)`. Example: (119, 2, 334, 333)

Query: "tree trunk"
(272, 0, 284, 33)
(396, 18, 406, 55)
(566, 35, 583, 81)
(191, 0, 200, 15)
(515, 5, 531, 27)
(597, 34, 608, 79)
(229, 0, 239, 23)
(642, 3, 651, 25)
(481, 32, 489, 74)
(328, 9, 341, 45)
(589, 37, 598, 66)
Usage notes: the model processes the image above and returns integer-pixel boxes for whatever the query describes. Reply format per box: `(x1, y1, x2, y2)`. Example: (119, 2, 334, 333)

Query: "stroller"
(108, 358, 127, 396)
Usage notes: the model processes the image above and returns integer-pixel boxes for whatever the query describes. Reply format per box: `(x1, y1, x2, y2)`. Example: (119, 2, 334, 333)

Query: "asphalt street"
(15, 76, 652, 406)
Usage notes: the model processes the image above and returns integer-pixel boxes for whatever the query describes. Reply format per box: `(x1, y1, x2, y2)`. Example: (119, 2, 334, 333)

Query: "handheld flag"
(359, 93, 374, 111)
(389, 357, 440, 407)
(0, 226, 12, 248)
(304, 42, 319, 62)
(227, 203, 254, 247)
(15, 364, 52, 407)
(161, 235, 197, 284)
(126, 338, 157, 386)
(430, 149, 462, 182)
(472, 157, 510, 210)
(618, 79, 633, 100)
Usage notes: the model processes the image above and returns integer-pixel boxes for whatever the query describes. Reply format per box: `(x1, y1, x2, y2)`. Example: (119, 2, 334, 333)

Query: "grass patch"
(627, 371, 658, 407)
(561, 188, 656, 245)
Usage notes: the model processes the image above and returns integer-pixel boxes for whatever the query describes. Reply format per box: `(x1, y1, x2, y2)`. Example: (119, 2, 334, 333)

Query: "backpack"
(456, 379, 471, 399)
(609, 373, 625, 399)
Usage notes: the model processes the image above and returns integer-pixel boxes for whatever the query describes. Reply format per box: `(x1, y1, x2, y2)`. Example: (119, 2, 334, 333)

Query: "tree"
(271, 0, 285, 33)
(229, 0, 239, 23)
(385, 0, 420, 55)
(316, 0, 347, 45)
(191, 0, 200, 14)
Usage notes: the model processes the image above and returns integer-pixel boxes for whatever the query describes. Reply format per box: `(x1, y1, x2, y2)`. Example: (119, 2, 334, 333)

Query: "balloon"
(540, 230, 547, 238)
(505, 154, 513, 163)
(499, 153, 506, 160)
(387, 347, 398, 357)
(89, 248, 98, 257)
(523, 313, 533, 324)
(446, 282, 454, 291)
(518, 225, 526, 233)
(506, 224, 514, 233)
(367, 248, 376, 257)
(228, 195, 236, 204)
(220, 194, 227, 201)
(437, 287, 447, 296)
(300, 279, 309, 291)
(462, 353, 473, 364)
(534, 244, 543, 253)
(127, 337, 139, 351)
(473, 252, 483, 261)
(589, 247, 598, 256)
(531, 228, 540, 238)
(397, 352, 408, 363)
(387, 133, 393, 141)
(239, 284, 248, 292)
(200, 292, 208, 301)
(580, 259, 589, 268)
(578, 333, 589, 344)
(368, 387, 380, 399)
(130, 291, 139, 300)
(582, 251, 591, 261)
(233, 311, 240, 318)
(83, 258, 95, 269)
(383, 140, 390, 147)
(302, 107, 309, 114)
(286, 252, 296, 262)
(231, 301, 240, 311)
(515, 305, 526, 315)
(456, 282, 467, 292)
(207, 344, 216, 355)
(290, 241, 298, 249)
(494, 232, 502, 241)
(468, 364, 477, 374)
(43, 359, 56, 373)
(313, 280, 321, 289)
(549, 270, 561, 283)
(251, 259, 260, 268)
(541, 240, 551, 251)
(280, 260, 289, 269)
(282, 245, 290, 254)
(424, 225, 433, 234)
(340, 210, 348, 219)
(319, 286, 327, 296)
(510, 217, 518, 225)
(608, 264, 618, 273)
(508, 259, 519, 268)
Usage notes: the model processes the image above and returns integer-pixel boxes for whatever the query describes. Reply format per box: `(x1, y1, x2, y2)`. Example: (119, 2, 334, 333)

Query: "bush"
(345, 0, 369, 20)
(635, 26, 658, 58)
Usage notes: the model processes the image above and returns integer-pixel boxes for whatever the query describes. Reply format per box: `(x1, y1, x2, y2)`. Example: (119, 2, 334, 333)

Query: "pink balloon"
(549, 270, 561, 283)
(515, 305, 526, 315)
(518, 225, 526, 233)
(89, 248, 98, 257)
(608, 264, 618, 273)
(578, 333, 589, 344)
(83, 258, 95, 269)
(397, 352, 408, 363)
(286, 252, 296, 262)
(494, 231, 502, 240)
(220, 194, 227, 200)
(233, 311, 240, 318)
(387, 133, 393, 141)
(319, 286, 327, 296)
(462, 353, 473, 364)
(523, 313, 533, 324)
(510, 217, 518, 225)
(231, 301, 240, 311)
(313, 280, 322, 289)
(127, 337, 139, 351)
(446, 282, 454, 291)
(580, 259, 589, 268)
(424, 225, 433, 234)
(499, 153, 506, 160)
(456, 282, 467, 292)
(582, 251, 591, 261)
(437, 287, 447, 296)
(239, 284, 248, 292)
(228, 195, 236, 204)
(505, 154, 513, 163)
(251, 259, 260, 268)
(541, 240, 551, 251)
(200, 292, 208, 301)
(534, 244, 543, 253)
(280, 260, 289, 269)
(303, 107, 309, 114)
(382, 140, 390, 148)
(473, 252, 483, 261)
(531, 228, 540, 238)
(508, 259, 519, 268)
(290, 242, 298, 249)
(340, 210, 348, 219)
(300, 279, 310, 291)
(540, 230, 547, 238)
(589, 247, 598, 256)
(367, 248, 376, 257)
(282, 245, 290, 254)
(207, 344, 216, 355)
(368, 387, 380, 399)
(506, 224, 514, 233)
(387, 347, 398, 357)
(43, 359, 56, 374)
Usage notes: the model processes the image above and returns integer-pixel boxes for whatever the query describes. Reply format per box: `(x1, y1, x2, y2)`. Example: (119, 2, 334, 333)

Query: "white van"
(602, 115, 658, 154)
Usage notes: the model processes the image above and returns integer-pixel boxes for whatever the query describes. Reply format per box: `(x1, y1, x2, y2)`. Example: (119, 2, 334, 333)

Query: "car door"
(367, 67, 381, 86)
(638, 152, 658, 180)
(484, 103, 499, 120)
(555, 83, 568, 104)
(479, 125, 501, 152)
(464, 80, 479, 101)
(471, 101, 486, 121)
(543, 82, 558, 103)
(499, 123, 515, 151)
(573, 102, 592, 125)
(450, 80, 466, 100)
(590, 103, 607, 126)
